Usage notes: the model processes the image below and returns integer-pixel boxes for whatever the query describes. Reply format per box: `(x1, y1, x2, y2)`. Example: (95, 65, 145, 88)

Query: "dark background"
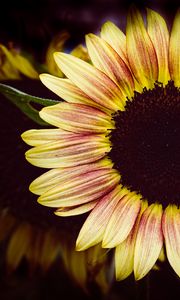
(0, 0, 179, 299)
(0, 0, 179, 61)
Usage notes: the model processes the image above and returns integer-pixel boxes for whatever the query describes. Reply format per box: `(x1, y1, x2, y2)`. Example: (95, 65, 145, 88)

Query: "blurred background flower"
(0, 0, 179, 299)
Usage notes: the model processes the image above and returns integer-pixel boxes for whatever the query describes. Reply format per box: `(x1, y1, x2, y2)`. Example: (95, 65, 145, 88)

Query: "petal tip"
(21, 131, 27, 142)
(75, 241, 87, 252)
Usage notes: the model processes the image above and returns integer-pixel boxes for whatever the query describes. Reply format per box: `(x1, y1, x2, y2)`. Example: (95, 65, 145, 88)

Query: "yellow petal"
(0, 45, 20, 79)
(86, 33, 134, 99)
(21, 128, 79, 147)
(126, 7, 158, 88)
(55, 200, 98, 216)
(29, 158, 112, 195)
(169, 9, 180, 87)
(60, 243, 87, 290)
(100, 21, 128, 66)
(0, 212, 16, 241)
(38, 168, 120, 208)
(0, 44, 38, 79)
(102, 193, 141, 248)
(134, 203, 163, 280)
(25, 229, 42, 270)
(115, 200, 148, 280)
(25, 134, 110, 168)
(70, 44, 90, 62)
(147, 8, 170, 84)
(54, 52, 124, 111)
(6, 224, 32, 271)
(39, 231, 60, 271)
(45, 31, 70, 76)
(76, 186, 127, 251)
(12, 53, 39, 79)
(40, 74, 107, 110)
(115, 235, 134, 281)
(162, 205, 180, 277)
(39, 102, 114, 133)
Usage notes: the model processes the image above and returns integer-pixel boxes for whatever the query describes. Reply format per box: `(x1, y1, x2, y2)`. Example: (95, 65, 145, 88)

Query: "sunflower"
(22, 7, 180, 281)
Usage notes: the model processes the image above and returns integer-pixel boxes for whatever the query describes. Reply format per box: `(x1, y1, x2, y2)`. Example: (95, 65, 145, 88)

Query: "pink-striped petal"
(76, 186, 128, 251)
(100, 21, 128, 66)
(115, 235, 135, 281)
(169, 9, 180, 87)
(147, 8, 170, 84)
(30, 158, 113, 195)
(134, 203, 163, 280)
(21, 128, 85, 147)
(40, 74, 107, 110)
(126, 7, 158, 88)
(55, 200, 98, 216)
(86, 33, 134, 98)
(25, 134, 110, 168)
(54, 52, 124, 111)
(39, 102, 114, 133)
(115, 200, 148, 280)
(38, 168, 120, 207)
(162, 205, 180, 277)
(102, 193, 141, 248)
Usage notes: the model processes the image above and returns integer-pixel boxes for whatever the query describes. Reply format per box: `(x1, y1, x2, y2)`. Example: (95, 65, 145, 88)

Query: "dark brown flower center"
(109, 81, 180, 207)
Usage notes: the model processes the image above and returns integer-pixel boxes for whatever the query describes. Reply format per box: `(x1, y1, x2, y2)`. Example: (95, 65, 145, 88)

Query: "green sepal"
(0, 83, 59, 125)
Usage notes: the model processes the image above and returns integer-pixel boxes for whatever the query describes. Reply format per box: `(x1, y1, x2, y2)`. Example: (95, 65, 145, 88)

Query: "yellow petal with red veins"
(55, 200, 98, 216)
(100, 21, 128, 66)
(169, 9, 180, 87)
(102, 193, 141, 248)
(40, 74, 108, 111)
(162, 205, 180, 277)
(76, 186, 128, 251)
(147, 8, 170, 84)
(86, 34, 134, 98)
(39, 102, 114, 133)
(115, 200, 148, 280)
(38, 168, 120, 207)
(134, 203, 163, 280)
(25, 134, 110, 168)
(126, 7, 158, 88)
(54, 52, 124, 111)
(21, 128, 82, 147)
(29, 158, 112, 195)
(115, 231, 135, 281)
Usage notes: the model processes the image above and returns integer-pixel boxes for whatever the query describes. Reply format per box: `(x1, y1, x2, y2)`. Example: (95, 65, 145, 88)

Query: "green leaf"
(0, 82, 59, 125)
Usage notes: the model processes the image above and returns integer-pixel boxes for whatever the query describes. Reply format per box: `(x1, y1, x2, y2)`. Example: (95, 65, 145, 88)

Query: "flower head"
(22, 7, 180, 280)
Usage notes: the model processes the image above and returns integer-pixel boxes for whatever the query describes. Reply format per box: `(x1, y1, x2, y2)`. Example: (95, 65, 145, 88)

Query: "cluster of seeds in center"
(108, 81, 180, 207)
